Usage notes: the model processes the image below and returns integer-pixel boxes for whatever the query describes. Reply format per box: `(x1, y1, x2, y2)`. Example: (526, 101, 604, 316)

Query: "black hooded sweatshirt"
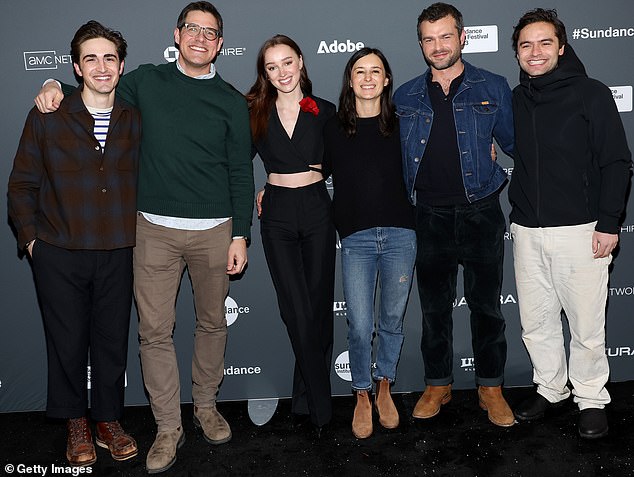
(509, 45, 631, 234)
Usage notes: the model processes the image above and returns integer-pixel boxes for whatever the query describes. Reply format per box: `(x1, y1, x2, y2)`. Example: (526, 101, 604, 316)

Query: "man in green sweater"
(36, 2, 254, 473)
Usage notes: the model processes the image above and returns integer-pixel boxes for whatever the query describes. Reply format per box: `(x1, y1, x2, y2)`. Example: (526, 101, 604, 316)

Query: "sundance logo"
(334, 351, 352, 381)
(317, 39, 364, 54)
(610, 86, 632, 112)
(225, 296, 250, 326)
(224, 365, 262, 376)
(462, 25, 498, 54)
(24, 50, 72, 71)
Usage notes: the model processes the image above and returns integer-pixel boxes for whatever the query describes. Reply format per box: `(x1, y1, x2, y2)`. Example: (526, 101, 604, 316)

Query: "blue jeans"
(341, 227, 416, 391)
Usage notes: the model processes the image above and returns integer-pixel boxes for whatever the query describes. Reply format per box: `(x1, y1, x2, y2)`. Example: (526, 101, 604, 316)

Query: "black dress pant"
(260, 182, 336, 427)
(31, 240, 133, 420)
(415, 194, 507, 386)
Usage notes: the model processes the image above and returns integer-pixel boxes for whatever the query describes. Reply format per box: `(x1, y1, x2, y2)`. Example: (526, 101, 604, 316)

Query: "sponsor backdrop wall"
(1, 0, 633, 415)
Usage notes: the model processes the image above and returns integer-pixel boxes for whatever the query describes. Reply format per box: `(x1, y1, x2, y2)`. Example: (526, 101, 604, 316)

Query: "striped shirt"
(86, 106, 112, 150)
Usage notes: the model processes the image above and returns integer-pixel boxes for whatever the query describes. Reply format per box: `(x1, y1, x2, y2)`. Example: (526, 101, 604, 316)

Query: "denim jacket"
(394, 60, 514, 204)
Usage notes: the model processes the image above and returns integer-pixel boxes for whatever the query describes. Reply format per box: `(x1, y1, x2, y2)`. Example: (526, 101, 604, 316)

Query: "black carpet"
(1, 382, 633, 476)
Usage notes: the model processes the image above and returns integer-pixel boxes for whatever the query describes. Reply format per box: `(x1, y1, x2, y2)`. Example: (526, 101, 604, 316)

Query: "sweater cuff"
(231, 219, 251, 240)
(596, 216, 620, 235)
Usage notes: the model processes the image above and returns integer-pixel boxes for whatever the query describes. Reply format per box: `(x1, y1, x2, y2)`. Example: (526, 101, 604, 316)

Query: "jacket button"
(99, 167, 104, 171)
(101, 188, 107, 193)
(425, 118, 430, 123)
(414, 157, 420, 163)
(95, 145, 100, 151)
(421, 139, 426, 144)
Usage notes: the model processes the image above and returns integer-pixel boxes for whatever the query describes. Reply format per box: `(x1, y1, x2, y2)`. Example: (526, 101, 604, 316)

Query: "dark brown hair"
(70, 20, 127, 64)
(512, 8, 567, 54)
(337, 47, 396, 138)
(176, 1, 223, 37)
(417, 2, 464, 41)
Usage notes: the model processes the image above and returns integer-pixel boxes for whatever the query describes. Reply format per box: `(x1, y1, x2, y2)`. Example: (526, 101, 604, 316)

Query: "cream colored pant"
(511, 222, 611, 410)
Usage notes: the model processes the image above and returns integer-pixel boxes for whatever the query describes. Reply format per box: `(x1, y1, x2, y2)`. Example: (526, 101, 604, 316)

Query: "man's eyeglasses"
(182, 23, 220, 41)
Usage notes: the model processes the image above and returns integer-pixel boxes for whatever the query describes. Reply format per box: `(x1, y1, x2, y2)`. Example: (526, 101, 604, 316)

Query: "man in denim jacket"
(393, 2, 514, 427)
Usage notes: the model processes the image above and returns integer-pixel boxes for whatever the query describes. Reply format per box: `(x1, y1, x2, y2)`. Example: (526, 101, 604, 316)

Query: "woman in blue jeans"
(323, 47, 416, 439)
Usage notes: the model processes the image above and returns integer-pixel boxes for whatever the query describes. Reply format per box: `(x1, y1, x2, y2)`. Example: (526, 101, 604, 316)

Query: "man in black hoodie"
(509, 8, 631, 439)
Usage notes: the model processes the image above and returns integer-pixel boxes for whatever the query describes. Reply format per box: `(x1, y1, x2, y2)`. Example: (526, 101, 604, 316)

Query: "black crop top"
(253, 95, 336, 175)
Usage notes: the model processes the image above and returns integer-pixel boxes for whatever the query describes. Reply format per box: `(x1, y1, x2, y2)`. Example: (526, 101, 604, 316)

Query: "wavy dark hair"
(70, 20, 127, 64)
(417, 2, 464, 41)
(246, 35, 312, 142)
(337, 47, 396, 138)
(512, 8, 567, 54)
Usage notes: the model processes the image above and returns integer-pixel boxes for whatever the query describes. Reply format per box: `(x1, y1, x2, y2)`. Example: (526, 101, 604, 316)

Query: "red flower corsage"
(299, 97, 319, 116)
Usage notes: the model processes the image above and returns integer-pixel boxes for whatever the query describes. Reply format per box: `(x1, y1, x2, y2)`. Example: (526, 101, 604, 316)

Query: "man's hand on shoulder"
(35, 81, 64, 113)
(592, 231, 618, 258)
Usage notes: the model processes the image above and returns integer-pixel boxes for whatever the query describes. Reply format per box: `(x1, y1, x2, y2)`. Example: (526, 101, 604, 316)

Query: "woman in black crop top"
(246, 35, 336, 435)
(323, 48, 416, 439)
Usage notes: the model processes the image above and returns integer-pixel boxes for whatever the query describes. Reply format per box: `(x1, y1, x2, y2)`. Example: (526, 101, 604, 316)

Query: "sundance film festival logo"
(317, 39, 364, 54)
(610, 86, 633, 112)
(225, 296, 250, 326)
(224, 364, 262, 376)
(462, 25, 498, 53)
(334, 351, 352, 381)
(24, 50, 72, 71)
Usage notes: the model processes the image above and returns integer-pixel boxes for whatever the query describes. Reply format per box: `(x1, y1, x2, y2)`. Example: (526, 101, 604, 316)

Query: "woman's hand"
(256, 189, 265, 217)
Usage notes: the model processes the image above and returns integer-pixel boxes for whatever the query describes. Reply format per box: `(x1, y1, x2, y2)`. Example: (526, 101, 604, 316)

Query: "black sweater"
(509, 45, 631, 234)
(323, 116, 414, 239)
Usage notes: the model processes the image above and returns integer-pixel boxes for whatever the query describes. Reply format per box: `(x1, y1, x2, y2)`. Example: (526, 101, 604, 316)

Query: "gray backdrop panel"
(1, 0, 632, 412)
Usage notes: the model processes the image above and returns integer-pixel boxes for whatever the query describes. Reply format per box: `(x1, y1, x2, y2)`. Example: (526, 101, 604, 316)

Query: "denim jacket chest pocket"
(466, 101, 499, 139)
(396, 106, 433, 155)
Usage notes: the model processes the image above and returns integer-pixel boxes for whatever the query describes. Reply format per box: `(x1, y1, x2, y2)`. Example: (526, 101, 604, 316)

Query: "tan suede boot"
(412, 384, 452, 419)
(478, 385, 515, 427)
(352, 390, 373, 439)
(375, 379, 399, 429)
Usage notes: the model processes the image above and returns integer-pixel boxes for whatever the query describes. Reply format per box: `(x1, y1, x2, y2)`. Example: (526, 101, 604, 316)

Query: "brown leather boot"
(412, 384, 452, 419)
(96, 421, 138, 461)
(478, 385, 515, 427)
(375, 379, 399, 429)
(352, 390, 373, 439)
(66, 417, 97, 467)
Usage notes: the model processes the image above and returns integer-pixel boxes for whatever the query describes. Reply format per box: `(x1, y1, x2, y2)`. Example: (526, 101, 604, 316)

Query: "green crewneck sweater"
(66, 62, 254, 238)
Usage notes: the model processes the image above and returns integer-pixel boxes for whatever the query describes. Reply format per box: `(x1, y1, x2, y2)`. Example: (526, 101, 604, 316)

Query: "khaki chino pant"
(134, 214, 231, 431)
(511, 222, 611, 410)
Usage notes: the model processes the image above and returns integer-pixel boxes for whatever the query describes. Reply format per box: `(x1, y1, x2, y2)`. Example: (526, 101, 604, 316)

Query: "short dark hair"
(512, 8, 567, 54)
(177, 1, 223, 37)
(70, 20, 127, 64)
(417, 2, 464, 42)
